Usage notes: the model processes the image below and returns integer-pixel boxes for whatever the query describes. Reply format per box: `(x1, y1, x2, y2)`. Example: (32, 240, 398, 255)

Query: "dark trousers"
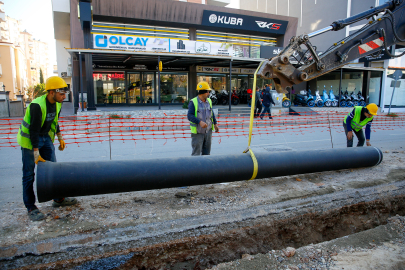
(191, 130, 212, 156)
(260, 106, 272, 119)
(343, 122, 365, 147)
(255, 103, 262, 117)
(21, 135, 57, 212)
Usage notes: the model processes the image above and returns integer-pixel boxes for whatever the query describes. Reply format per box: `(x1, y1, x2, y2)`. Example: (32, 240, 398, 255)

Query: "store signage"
(222, 68, 240, 73)
(93, 34, 234, 56)
(358, 48, 392, 63)
(240, 69, 256, 74)
(94, 34, 170, 52)
(261, 46, 323, 62)
(201, 10, 288, 35)
(93, 73, 125, 80)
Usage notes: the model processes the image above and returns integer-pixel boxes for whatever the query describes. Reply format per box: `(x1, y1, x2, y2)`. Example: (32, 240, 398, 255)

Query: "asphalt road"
(1, 122, 404, 208)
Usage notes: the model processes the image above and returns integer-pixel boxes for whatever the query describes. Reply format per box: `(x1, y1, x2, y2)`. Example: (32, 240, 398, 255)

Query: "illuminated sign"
(93, 73, 125, 80)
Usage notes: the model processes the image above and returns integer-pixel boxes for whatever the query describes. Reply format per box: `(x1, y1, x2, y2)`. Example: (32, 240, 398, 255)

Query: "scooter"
(350, 89, 360, 106)
(293, 89, 315, 107)
(315, 89, 324, 107)
(329, 87, 339, 107)
(231, 89, 240, 105)
(209, 90, 218, 105)
(343, 90, 354, 107)
(321, 86, 332, 107)
(357, 90, 366, 106)
(282, 93, 291, 108)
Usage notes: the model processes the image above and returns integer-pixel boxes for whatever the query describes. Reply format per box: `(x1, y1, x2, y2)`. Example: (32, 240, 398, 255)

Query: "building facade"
(0, 1, 52, 101)
(52, 0, 298, 113)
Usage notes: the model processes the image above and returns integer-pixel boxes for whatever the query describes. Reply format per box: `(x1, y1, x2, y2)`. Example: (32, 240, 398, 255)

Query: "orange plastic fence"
(1, 112, 404, 148)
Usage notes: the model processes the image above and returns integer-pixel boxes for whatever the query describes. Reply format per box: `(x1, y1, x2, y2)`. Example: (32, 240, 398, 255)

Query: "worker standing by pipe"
(17, 76, 78, 221)
(343, 103, 378, 147)
(187, 82, 219, 156)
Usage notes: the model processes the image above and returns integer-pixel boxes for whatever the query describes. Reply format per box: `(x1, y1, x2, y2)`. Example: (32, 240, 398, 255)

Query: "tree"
(27, 83, 46, 101)
(39, 68, 44, 84)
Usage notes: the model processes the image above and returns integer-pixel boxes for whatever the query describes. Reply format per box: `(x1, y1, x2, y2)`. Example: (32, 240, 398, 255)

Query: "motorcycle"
(231, 89, 240, 105)
(357, 90, 366, 106)
(209, 90, 218, 105)
(293, 89, 315, 107)
(315, 90, 324, 107)
(328, 89, 339, 107)
(218, 89, 229, 105)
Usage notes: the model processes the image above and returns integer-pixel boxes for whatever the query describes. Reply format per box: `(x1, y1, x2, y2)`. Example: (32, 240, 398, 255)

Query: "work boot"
(52, 197, 78, 207)
(28, 209, 45, 221)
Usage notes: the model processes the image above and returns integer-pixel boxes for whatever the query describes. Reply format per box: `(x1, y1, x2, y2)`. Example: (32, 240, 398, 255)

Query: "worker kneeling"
(343, 103, 378, 147)
(187, 82, 219, 156)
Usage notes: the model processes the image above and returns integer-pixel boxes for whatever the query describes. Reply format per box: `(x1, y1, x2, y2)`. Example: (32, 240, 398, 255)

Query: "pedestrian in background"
(260, 86, 276, 120)
(254, 87, 262, 118)
(188, 82, 219, 156)
(17, 76, 78, 221)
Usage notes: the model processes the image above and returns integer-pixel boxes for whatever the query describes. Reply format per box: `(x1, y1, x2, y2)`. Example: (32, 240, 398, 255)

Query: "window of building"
(197, 73, 227, 91)
(94, 72, 125, 104)
(158, 73, 188, 103)
(368, 71, 382, 106)
(384, 69, 405, 107)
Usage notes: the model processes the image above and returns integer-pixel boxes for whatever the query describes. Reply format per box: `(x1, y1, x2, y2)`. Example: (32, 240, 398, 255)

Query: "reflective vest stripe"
(20, 129, 30, 139)
(21, 121, 30, 129)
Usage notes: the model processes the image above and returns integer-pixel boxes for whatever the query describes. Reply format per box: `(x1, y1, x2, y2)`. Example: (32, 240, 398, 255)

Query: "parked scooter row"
(293, 86, 366, 107)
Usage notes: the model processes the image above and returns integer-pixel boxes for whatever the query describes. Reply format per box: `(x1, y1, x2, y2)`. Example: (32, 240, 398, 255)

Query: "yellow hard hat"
(45, 76, 68, 91)
(366, 103, 378, 116)
(196, 81, 212, 91)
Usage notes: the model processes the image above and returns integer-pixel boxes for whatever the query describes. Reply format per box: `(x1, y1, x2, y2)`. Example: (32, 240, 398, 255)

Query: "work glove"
(34, 150, 46, 164)
(57, 134, 65, 151)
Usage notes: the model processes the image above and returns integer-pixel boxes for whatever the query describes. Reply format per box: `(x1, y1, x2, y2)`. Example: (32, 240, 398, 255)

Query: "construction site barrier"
(1, 111, 404, 148)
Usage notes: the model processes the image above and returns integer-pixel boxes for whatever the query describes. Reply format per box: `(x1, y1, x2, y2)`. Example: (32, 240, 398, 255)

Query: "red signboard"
(93, 73, 125, 80)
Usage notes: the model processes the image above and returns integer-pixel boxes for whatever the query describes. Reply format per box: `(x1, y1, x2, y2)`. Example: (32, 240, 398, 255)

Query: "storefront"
(67, 0, 298, 111)
(307, 68, 384, 107)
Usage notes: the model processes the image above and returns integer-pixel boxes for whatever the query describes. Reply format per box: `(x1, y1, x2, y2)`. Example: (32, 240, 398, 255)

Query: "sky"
(3, 0, 56, 66)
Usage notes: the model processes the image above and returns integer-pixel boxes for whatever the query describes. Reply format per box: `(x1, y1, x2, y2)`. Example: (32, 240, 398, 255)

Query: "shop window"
(197, 74, 227, 91)
(94, 72, 125, 104)
(368, 71, 382, 106)
(311, 70, 341, 97)
(158, 73, 188, 103)
(341, 70, 363, 97)
(384, 69, 405, 107)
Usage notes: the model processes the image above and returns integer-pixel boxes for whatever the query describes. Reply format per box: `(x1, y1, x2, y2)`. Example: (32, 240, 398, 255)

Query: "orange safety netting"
(1, 111, 404, 148)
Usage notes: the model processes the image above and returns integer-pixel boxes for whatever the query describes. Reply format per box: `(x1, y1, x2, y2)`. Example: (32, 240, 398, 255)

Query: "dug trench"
(1, 177, 405, 270)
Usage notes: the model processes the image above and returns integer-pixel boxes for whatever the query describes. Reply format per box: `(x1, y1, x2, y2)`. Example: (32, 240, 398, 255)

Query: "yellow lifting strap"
(243, 60, 265, 180)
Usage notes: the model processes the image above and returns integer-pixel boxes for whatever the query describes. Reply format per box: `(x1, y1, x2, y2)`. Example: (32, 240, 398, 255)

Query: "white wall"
(52, 0, 70, 13)
(55, 39, 71, 86)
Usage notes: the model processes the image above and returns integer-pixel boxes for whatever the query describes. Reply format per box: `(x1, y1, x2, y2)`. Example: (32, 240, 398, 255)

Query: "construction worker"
(17, 76, 77, 221)
(187, 82, 219, 156)
(343, 103, 378, 147)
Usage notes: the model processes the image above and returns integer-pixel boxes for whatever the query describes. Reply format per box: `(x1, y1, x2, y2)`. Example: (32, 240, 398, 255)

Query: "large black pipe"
(37, 147, 383, 202)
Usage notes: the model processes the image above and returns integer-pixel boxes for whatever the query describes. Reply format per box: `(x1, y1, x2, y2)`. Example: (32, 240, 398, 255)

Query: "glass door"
(142, 73, 155, 103)
(127, 73, 141, 104)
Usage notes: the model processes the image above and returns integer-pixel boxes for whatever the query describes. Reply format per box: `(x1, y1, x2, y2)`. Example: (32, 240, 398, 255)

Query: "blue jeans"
(260, 106, 272, 119)
(343, 122, 365, 147)
(21, 135, 57, 212)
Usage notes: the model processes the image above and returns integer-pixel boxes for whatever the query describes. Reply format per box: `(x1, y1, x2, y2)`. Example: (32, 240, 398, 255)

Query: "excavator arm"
(258, 0, 405, 93)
